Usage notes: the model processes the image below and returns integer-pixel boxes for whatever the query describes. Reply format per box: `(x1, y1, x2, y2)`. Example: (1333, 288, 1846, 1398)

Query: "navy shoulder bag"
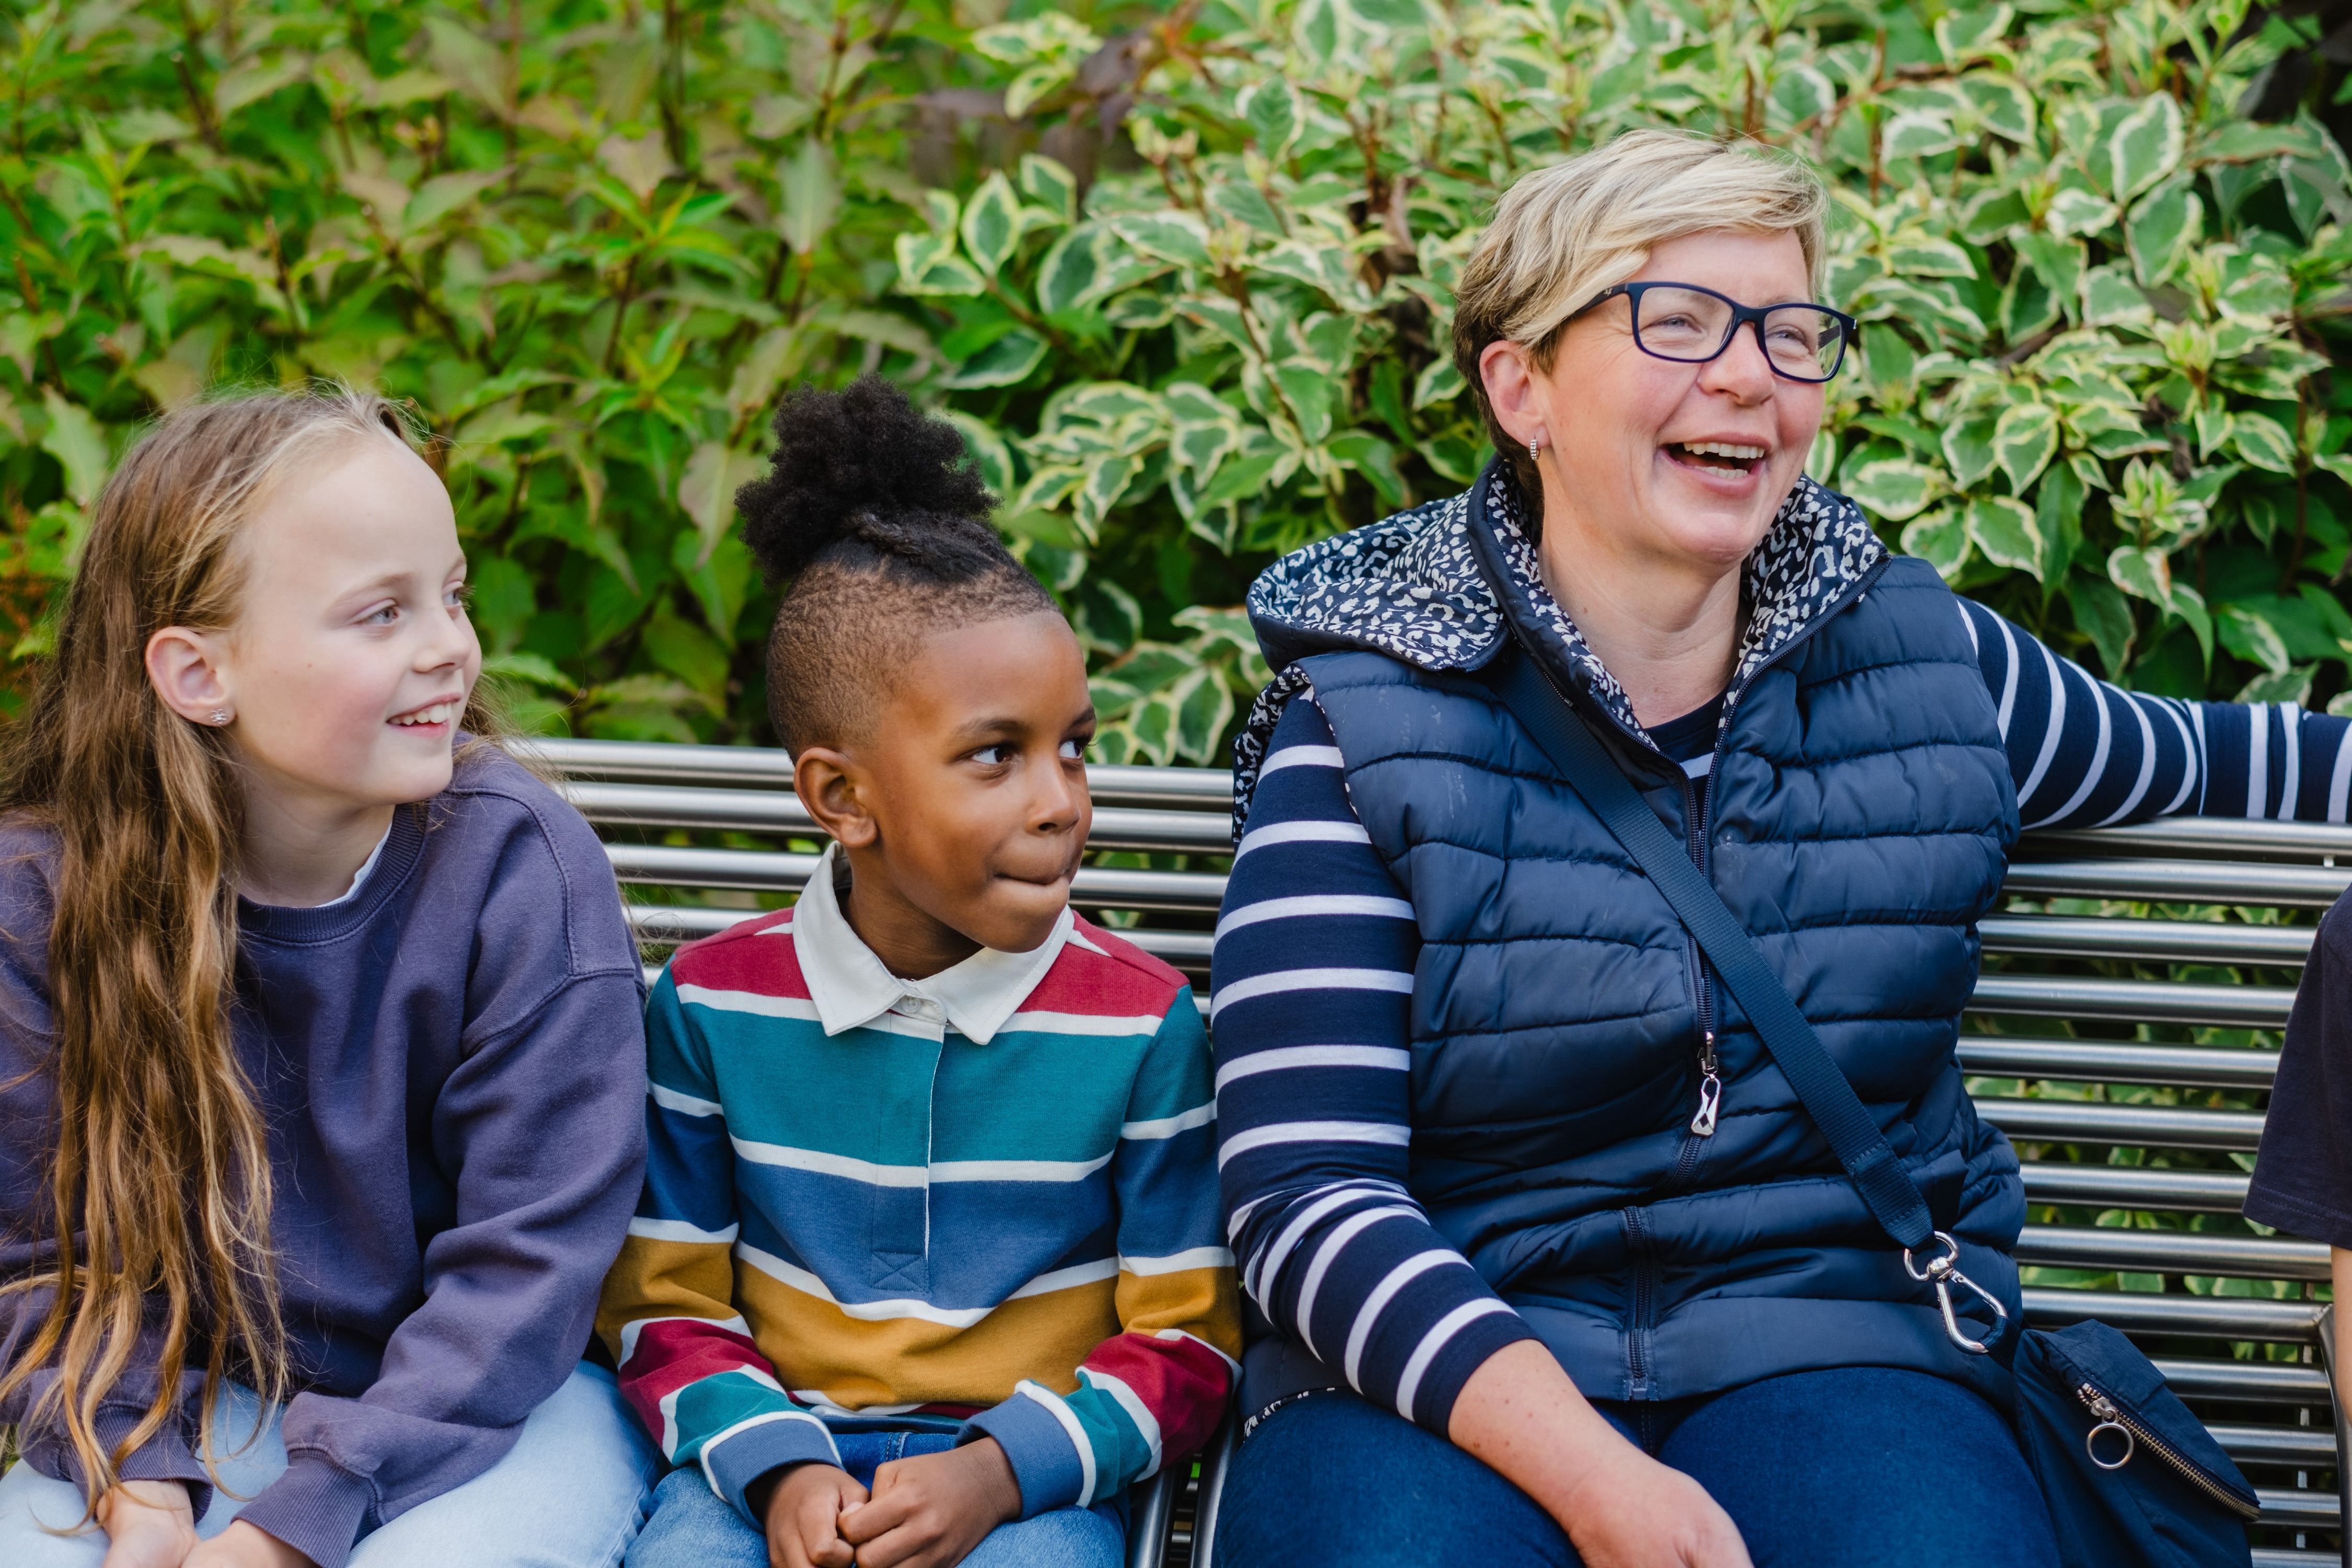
(1485, 645, 2258, 1568)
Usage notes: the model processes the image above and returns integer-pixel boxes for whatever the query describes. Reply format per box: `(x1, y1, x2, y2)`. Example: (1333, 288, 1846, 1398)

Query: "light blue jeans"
(627, 1429, 1123, 1568)
(0, 1364, 659, 1567)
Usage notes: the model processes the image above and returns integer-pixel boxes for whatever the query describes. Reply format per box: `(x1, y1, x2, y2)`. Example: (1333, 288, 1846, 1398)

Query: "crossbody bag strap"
(1484, 644, 2008, 1354)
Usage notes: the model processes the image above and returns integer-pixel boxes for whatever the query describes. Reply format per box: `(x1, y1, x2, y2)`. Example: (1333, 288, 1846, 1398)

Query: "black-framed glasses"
(1570, 281, 1856, 383)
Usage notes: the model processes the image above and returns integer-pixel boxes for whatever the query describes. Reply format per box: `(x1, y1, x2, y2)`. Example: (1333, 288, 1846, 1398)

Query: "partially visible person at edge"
(1209, 128, 2352, 1567)
(2245, 892, 2352, 1413)
(0, 389, 659, 1568)
(597, 377, 1239, 1568)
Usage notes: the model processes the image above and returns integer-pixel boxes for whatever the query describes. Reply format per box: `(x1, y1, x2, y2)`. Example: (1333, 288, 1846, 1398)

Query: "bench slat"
(1980, 914, 2312, 966)
(2023, 1288, 2323, 1343)
(1958, 1039, 2278, 1090)
(2154, 1358, 2331, 1403)
(2020, 1165, 2251, 1212)
(2218, 1424, 2339, 1465)
(2016, 1227, 2328, 1281)
(1979, 1099, 2268, 1151)
(2004, 858, 2350, 908)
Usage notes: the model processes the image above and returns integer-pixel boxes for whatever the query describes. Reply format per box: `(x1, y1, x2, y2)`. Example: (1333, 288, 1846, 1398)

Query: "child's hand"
(764, 1463, 868, 1568)
(836, 1437, 1022, 1568)
(97, 1480, 197, 1568)
(182, 1521, 313, 1568)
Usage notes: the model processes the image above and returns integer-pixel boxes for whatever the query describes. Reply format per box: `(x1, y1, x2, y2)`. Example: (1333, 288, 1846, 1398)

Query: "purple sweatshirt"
(0, 745, 648, 1567)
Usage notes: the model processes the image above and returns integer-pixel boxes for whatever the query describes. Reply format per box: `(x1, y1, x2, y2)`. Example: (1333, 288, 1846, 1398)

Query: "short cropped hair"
(1451, 130, 1830, 508)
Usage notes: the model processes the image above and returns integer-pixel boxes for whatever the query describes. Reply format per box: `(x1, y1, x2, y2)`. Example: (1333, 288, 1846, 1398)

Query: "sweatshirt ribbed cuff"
(700, 1411, 843, 1527)
(90, 1403, 214, 1521)
(964, 1386, 1086, 1518)
(234, 1453, 375, 1568)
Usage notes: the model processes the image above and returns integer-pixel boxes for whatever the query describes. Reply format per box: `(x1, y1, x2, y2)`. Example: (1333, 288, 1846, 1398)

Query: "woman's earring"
(209, 710, 231, 725)
(1528, 432, 1545, 459)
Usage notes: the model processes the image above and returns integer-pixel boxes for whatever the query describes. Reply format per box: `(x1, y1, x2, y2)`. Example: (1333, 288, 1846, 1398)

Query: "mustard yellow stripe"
(734, 1265, 1121, 1410)
(1116, 1266, 1243, 1359)
(596, 1236, 738, 1360)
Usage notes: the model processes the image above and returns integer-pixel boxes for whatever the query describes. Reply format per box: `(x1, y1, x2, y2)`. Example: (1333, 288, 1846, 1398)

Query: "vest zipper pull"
(1690, 1030, 1721, 1137)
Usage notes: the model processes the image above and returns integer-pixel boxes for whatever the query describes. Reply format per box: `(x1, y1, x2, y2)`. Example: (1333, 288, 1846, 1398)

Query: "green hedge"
(3, 0, 2349, 758)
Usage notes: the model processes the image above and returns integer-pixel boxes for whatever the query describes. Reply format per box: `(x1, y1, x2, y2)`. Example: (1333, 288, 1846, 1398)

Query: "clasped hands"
(95, 1482, 312, 1568)
(760, 1435, 1022, 1568)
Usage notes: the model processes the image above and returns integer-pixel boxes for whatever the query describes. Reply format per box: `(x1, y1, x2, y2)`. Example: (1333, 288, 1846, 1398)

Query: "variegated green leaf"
(1967, 497, 2044, 578)
(2230, 411, 2298, 473)
(1942, 414, 1999, 489)
(1993, 401, 2058, 492)
(1844, 458, 1942, 521)
(960, 172, 1022, 278)
(894, 232, 985, 296)
(1110, 212, 1212, 268)
(2108, 94, 2184, 201)
(1901, 509, 1971, 580)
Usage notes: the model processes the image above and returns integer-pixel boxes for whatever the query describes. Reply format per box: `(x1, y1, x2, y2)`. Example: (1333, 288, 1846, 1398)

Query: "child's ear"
(794, 747, 879, 849)
(144, 626, 235, 727)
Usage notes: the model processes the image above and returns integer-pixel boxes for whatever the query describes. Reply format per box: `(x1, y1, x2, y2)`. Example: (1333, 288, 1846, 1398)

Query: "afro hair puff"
(732, 375, 997, 587)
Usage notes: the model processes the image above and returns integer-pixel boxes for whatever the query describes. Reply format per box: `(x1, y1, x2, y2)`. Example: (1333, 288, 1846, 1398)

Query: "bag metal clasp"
(1903, 1229, 2009, 1356)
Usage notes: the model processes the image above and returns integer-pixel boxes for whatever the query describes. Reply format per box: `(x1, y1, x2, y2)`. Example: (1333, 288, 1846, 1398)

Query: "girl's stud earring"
(209, 710, 231, 725)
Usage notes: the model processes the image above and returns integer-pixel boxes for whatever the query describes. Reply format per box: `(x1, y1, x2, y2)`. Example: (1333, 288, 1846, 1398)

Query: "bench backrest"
(524, 737, 2347, 1565)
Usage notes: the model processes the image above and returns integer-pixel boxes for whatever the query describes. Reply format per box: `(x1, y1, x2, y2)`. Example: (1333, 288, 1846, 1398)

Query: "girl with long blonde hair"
(0, 388, 657, 1568)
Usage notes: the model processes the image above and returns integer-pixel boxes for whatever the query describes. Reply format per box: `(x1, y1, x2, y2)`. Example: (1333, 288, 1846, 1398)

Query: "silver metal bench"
(523, 737, 2348, 1566)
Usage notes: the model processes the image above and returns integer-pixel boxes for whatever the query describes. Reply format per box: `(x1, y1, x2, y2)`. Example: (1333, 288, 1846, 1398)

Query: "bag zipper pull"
(1690, 1030, 1722, 1137)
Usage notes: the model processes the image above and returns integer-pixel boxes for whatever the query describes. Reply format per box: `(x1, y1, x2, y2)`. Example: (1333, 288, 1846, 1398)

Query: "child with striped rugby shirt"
(598, 379, 1238, 1568)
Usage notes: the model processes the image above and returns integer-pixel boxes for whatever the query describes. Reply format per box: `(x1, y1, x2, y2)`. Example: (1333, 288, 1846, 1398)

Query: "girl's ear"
(145, 627, 235, 727)
(795, 746, 879, 849)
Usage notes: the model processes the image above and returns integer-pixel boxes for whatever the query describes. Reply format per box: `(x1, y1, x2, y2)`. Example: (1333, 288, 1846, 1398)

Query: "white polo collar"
(790, 843, 1073, 1045)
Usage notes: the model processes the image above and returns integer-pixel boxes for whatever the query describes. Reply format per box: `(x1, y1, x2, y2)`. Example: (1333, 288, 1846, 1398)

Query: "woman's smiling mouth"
(1664, 440, 1768, 474)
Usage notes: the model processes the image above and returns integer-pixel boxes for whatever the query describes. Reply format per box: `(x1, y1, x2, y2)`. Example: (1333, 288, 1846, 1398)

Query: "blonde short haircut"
(1451, 130, 1829, 513)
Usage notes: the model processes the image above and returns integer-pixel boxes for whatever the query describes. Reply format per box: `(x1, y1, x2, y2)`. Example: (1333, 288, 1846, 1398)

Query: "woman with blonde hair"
(0, 389, 658, 1567)
(1210, 129, 2345, 1564)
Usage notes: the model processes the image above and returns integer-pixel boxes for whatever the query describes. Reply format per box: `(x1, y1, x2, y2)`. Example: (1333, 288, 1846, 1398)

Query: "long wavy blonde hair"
(0, 386, 493, 1509)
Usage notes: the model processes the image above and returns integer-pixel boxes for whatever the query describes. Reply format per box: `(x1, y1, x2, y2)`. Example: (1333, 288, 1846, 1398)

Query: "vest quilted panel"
(1300, 556, 2028, 1405)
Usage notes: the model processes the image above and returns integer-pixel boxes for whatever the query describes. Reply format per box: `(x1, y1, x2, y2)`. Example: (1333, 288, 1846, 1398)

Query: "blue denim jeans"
(1215, 1366, 2061, 1567)
(627, 1429, 1124, 1568)
(0, 1364, 660, 1568)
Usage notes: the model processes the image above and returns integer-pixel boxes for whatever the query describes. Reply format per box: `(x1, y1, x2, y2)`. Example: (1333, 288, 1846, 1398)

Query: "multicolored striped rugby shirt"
(597, 846, 1240, 1526)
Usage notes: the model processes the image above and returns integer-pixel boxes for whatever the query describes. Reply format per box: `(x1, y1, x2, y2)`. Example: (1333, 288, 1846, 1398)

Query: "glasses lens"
(1631, 287, 1734, 361)
(1761, 306, 1847, 381)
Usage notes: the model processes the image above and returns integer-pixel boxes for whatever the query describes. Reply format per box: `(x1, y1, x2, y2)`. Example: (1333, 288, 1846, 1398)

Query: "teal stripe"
(670, 1368, 803, 1464)
(1066, 1372, 1158, 1497)
(682, 997, 1187, 1164)
(647, 974, 720, 1102)
(1121, 1002, 1214, 1123)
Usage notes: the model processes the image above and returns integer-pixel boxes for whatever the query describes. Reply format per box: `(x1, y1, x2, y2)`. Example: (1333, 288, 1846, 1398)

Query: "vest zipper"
(1665, 553, 1896, 1146)
(1623, 1205, 1657, 1400)
(1679, 768, 1720, 1140)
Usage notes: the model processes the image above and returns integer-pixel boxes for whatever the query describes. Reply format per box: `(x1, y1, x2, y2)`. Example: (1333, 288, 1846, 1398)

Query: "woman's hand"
(96, 1481, 198, 1568)
(1450, 1340, 1750, 1568)
(835, 1437, 1022, 1568)
(182, 1521, 313, 1568)
(1555, 1446, 1751, 1568)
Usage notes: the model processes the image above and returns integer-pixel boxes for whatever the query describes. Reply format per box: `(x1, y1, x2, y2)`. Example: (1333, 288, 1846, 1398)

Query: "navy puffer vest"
(1242, 464, 2028, 1406)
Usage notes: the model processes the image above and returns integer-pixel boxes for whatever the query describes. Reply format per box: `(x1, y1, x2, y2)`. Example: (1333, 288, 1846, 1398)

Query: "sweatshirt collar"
(791, 843, 1072, 1045)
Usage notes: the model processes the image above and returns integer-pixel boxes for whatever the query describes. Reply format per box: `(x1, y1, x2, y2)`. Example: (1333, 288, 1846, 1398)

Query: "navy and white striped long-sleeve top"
(1210, 597, 2352, 1437)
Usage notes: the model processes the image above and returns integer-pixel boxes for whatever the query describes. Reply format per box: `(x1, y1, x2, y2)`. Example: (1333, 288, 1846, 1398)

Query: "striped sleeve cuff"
(701, 1410, 843, 1526)
(965, 1383, 1089, 1517)
(1401, 1301, 1542, 1435)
